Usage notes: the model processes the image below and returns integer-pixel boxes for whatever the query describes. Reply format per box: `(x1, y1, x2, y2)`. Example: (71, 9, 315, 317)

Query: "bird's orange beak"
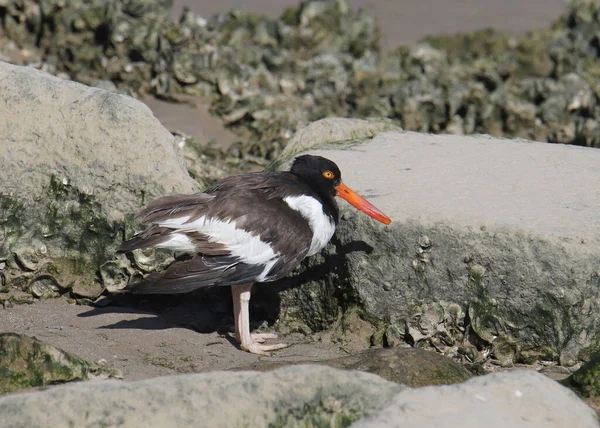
(335, 183, 392, 225)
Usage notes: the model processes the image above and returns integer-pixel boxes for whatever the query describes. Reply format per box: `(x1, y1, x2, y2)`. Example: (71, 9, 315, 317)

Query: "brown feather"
(124, 255, 265, 294)
(137, 193, 214, 224)
(186, 231, 230, 255)
(117, 226, 230, 256)
(116, 226, 172, 253)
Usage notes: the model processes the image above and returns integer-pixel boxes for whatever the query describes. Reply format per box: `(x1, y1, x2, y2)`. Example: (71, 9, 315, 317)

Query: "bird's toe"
(250, 332, 279, 343)
(241, 341, 288, 356)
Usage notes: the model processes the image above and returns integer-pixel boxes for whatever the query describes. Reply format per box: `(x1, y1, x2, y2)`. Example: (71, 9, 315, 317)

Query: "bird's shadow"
(79, 237, 373, 335)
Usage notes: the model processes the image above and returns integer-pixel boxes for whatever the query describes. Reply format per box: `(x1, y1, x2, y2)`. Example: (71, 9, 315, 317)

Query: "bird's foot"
(241, 335, 288, 356)
(250, 332, 279, 343)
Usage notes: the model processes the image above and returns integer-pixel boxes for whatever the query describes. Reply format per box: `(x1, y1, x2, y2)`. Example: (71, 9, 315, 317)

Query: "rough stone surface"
(0, 61, 198, 296)
(0, 365, 404, 428)
(0, 61, 197, 220)
(269, 117, 402, 170)
(566, 354, 600, 398)
(0, 333, 118, 394)
(354, 370, 599, 428)
(235, 347, 473, 387)
(0, 365, 595, 428)
(273, 119, 600, 366)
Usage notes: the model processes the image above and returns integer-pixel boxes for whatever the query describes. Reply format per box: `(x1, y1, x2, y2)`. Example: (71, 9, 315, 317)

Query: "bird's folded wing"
(136, 193, 215, 224)
(123, 254, 265, 294)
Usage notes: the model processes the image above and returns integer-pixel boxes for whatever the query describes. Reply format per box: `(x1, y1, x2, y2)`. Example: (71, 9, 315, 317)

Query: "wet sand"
(0, 298, 347, 381)
(141, 95, 239, 148)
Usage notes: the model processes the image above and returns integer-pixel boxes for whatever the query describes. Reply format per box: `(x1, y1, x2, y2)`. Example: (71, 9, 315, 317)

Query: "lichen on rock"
(0, 333, 118, 394)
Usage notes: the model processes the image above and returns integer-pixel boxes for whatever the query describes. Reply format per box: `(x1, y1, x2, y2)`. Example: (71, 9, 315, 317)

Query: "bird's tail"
(116, 226, 175, 253)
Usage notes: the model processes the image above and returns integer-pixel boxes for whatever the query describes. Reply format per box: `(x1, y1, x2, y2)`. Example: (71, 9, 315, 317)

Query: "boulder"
(0, 366, 595, 428)
(565, 354, 600, 398)
(0, 61, 198, 298)
(235, 347, 473, 387)
(354, 370, 599, 428)
(0, 365, 404, 427)
(271, 118, 600, 366)
(268, 117, 402, 170)
(0, 333, 118, 394)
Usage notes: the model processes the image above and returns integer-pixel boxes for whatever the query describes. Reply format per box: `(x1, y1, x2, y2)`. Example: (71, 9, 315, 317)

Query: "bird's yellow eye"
(322, 170, 335, 179)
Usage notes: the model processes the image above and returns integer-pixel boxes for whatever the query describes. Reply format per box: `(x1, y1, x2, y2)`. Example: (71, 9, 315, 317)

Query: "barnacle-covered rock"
(0, 61, 198, 300)
(2, 0, 600, 155)
(5, 0, 600, 155)
(1, 0, 385, 157)
(270, 117, 600, 370)
(27, 275, 61, 299)
(99, 257, 133, 293)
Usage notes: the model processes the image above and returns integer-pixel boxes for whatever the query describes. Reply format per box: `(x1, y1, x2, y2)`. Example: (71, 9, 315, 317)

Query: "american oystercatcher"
(116, 155, 391, 355)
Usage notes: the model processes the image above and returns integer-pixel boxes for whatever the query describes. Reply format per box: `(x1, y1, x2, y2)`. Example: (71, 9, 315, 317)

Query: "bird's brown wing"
(123, 255, 266, 294)
(136, 193, 215, 224)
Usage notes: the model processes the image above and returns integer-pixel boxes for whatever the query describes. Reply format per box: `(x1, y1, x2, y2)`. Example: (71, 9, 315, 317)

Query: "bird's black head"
(290, 155, 342, 198)
(290, 154, 392, 226)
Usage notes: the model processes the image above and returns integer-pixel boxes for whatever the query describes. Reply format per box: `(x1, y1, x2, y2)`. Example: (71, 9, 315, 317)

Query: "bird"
(115, 154, 391, 355)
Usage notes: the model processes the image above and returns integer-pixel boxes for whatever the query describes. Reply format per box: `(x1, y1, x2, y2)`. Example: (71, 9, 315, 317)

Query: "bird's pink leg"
(231, 283, 287, 355)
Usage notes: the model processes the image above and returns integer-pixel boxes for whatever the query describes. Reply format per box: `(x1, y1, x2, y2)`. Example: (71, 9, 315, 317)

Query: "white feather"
(257, 259, 279, 282)
(157, 215, 279, 266)
(284, 195, 336, 256)
(155, 234, 196, 252)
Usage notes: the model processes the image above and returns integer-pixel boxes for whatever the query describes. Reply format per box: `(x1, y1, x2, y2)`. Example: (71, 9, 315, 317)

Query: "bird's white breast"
(284, 195, 336, 256)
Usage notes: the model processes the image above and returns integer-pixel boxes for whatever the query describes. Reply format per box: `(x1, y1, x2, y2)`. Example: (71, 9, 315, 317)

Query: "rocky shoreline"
(1, 0, 600, 425)
(2, 0, 600, 159)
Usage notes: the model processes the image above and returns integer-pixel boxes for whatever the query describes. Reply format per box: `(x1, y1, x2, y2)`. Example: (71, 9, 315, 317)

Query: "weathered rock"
(3, 0, 600, 157)
(0, 365, 595, 427)
(236, 347, 472, 387)
(269, 116, 402, 170)
(354, 370, 599, 428)
(322, 347, 472, 386)
(0, 333, 118, 394)
(0, 365, 404, 427)
(0, 61, 198, 298)
(566, 354, 600, 398)
(272, 118, 600, 367)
